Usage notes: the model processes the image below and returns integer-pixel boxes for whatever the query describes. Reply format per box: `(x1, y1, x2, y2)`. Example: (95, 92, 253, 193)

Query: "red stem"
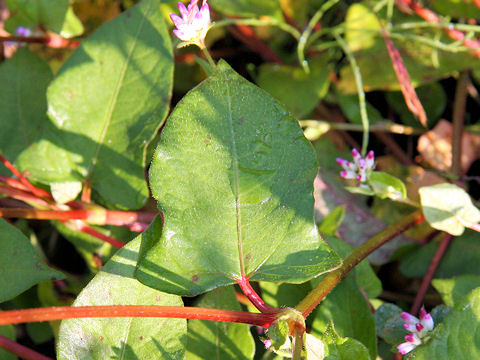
(64, 221, 125, 249)
(0, 154, 52, 200)
(0, 335, 53, 360)
(0, 208, 156, 227)
(236, 276, 277, 313)
(410, 233, 452, 314)
(0, 185, 52, 207)
(0, 306, 275, 328)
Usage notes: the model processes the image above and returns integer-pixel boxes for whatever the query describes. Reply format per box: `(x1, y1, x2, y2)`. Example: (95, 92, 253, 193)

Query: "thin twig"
(451, 70, 469, 176)
(0, 335, 53, 360)
(410, 234, 452, 314)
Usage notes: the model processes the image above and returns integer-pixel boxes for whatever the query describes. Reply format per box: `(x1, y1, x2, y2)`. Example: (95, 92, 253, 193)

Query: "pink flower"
(336, 149, 375, 183)
(170, 0, 211, 48)
(397, 308, 435, 355)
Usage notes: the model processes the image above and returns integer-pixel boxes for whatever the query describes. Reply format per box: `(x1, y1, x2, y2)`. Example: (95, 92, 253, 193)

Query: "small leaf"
(0, 219, 65, 303)
(320, 322, 371, 360)
(373, 303, 407, 345)
(318, 206, 346, 236)
(305, 333, 326, 360)
(267, 319, 290, 351)
(432, 275, 480, 307)
(257, 59, 331, 119)
(0, 47, 52, 173)
(186, 286, 255, 360)
(50, 181, 82, 204)
(419, 183, 480, 235)
(409, 288, 480, 359)
(136, 61, 341, 296)
(57, 218, 187, 360)
(17, 0, 174, 209)
(369, 171, 407, 200)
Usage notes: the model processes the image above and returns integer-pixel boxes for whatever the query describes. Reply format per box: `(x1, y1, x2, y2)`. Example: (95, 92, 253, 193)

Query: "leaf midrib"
(86, 1, 151, 179)
(224, 70, 245, 278)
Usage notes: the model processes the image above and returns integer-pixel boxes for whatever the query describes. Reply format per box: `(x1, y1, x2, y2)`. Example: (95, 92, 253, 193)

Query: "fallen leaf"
(417, 119, 480, 173)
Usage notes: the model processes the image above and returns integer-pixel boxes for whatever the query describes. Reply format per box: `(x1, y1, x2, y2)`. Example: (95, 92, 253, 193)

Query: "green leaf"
(320, 322, 371, 360)
(136, 60, 341, 296)
(0, 48, 52, 173)
(257, 59, 331, 119)
(186, 286, 255, 360)
(369, 172, 407, 201)
(57, 218, 186, 360)
(0, 324, 16, 360)
(419, 183, 480, 236)
(432, 275, 480, 307)
(408, 288, 480, 359)
(318, 206, 346, 236)
(0, 219, 65, 303)
(209, 0, 283, 19)
(400, 230, 480, 278)
(17, 0, 174, 209)
(430, 0, 480, 18)
(311, 271, 377, 358)
(5, 0, 83, 37)
(373, 303, 406, 345)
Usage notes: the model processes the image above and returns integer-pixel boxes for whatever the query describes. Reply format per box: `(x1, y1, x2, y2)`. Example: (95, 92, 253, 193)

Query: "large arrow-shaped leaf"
(136, 61, 341, 296)
(17, 0, 173, 209)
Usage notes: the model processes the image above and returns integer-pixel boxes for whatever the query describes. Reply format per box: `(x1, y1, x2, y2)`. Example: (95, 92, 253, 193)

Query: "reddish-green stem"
(0, 185, 52, 207)
(0, 306, 275, 328)
(296, 210, 425, 317)
(0, 335, 53, 360)
(237, 276, 277, 313)
(0, 208, 156, 228)
(0, 154, 52, 200)
(411, 233, 452, 314)
(64, 221, 125, 249)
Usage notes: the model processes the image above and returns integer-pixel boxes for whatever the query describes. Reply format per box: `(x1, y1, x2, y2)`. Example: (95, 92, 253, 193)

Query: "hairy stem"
(296, 210, 424, 317)
(0, 305, 276, 328)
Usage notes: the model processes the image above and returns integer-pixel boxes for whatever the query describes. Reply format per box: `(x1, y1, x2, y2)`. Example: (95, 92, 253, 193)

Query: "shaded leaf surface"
(57, 218, 186, 360)
(0, 48, 52, 174)
(137, 61, 340, 296)
(17, 0, 173, 209)
(0, 219, 65, 303)
(319, 323, 371, 360)
(432, 275, 480, 307)
(186, 286, 255, 360)
(400, 230, 480, 278)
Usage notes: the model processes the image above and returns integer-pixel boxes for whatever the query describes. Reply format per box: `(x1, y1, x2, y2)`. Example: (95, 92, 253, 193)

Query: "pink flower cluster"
(336, 148, 375, 182)
(397, 308, 434, 355)
(170, 0, 211, 46)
